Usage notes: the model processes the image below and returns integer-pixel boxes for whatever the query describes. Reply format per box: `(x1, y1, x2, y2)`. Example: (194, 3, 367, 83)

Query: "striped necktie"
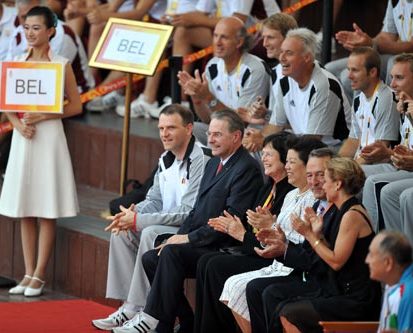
(216, 162, 223, 175)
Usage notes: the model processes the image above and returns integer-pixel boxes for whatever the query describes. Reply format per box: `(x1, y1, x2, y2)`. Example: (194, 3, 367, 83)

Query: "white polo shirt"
(382, 0, 413, 41)
(205, 53, 271, 111)
(268, 63, 283, 111)
(117, 0, 136, 12)
(0, 4, 16, 61)
(149, 0, 167, 20)
(196, 0, 280, 24)
(196, 0, 252, 18)
(165, 0, 197, 15)
(349, 82, 399, 155)
(270, 61, 352, 146)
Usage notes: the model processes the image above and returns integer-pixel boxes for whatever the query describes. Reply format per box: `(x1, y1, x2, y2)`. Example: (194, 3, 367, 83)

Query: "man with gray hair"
(244, 28, 352, 151)
(366, 231, 413, 332)
(178, 16, 271, 145)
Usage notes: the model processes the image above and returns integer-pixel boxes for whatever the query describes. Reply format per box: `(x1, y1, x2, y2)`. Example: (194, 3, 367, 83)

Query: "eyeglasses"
(261, 151, 276, 158)
(206, 131, 224, 139)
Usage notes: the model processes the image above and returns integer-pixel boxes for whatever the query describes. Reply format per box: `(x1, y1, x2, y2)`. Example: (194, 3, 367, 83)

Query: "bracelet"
(208, 98, 218, 109)
(313, 239, 322, 248)
(131, 212, 137, 232)
(192, 99, 203, 106)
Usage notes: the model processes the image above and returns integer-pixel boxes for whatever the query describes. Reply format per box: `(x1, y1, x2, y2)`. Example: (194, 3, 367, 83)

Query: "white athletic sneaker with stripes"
(112, 312, 158, 333)
(115, 94, 157, 118)
(92, 308, 136, 330)
(86, 91, 125, 112)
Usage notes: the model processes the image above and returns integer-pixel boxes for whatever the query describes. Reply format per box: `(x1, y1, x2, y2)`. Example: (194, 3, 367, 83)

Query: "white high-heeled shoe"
(24, 276, 45, 297)
(9, 274, 32, 295)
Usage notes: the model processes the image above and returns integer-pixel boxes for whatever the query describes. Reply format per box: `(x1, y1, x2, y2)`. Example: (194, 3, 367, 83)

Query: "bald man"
(178, 16, 271, 145)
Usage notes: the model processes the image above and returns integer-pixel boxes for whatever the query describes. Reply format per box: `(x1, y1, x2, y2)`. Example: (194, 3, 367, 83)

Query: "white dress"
(219, 188, 315, 321)
(0, 53, 78, 219)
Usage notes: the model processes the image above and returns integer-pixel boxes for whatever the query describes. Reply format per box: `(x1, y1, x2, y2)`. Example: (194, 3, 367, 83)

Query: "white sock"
(123, 302, 142, 313)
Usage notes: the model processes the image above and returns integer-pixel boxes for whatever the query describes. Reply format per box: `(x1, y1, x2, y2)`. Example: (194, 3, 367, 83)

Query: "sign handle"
(169, 56, 183, 104)
(120, 72, 133, 195)
(321, 0, 333, 65)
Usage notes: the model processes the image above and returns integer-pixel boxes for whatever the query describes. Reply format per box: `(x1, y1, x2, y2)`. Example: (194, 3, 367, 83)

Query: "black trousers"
(194, 252, 272, 333)
(246, 274, 318, 333)
(142, 244, 211, 333)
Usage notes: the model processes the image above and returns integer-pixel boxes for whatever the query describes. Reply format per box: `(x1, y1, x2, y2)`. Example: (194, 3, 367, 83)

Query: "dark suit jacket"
(283, 202, 339, 283)
(178, 146, 263, 248)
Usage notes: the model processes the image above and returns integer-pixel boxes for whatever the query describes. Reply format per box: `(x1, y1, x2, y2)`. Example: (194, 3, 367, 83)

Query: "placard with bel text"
(0, 61, 65, 113)
(89, 18, 173, 76)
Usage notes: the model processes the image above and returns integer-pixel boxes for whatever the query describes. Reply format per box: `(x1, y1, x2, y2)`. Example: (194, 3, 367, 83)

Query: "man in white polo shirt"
(339, 46, 399, 162)
(178, 16, 271, 145)
(362, 53, 413, 232)
(245, 28, 351, 152)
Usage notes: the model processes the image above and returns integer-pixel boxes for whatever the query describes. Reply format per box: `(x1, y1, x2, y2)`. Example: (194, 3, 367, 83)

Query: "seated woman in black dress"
(278, 157, 382, 333)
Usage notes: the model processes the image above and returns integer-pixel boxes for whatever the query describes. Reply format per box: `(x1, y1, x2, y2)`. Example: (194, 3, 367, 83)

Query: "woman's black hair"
(263, 132, 296, 164)
(26, 6, 58, 29)
(289, 136, 327, 165)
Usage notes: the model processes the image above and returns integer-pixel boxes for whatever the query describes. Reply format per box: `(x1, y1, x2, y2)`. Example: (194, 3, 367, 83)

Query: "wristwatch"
(208, 98, 218, 109)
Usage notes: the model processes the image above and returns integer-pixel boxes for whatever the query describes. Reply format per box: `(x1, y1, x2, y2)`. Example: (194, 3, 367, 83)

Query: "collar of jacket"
(161, 135, 196, 170)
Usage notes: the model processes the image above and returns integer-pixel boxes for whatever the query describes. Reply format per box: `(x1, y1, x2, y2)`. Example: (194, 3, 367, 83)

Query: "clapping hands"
(335, 23, 373, 51)
(208, 210, 246, 242)
(254, 225, 286, 258)
(177, 69, 210, 101)
(246, 206, 274, 231)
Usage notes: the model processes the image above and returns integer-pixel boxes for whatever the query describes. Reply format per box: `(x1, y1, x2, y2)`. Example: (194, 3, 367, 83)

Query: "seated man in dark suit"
(111, 109, 263, 333)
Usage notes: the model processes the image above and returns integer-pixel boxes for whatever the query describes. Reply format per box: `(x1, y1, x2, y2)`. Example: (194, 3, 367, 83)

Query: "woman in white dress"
(0, 6, 81, 297)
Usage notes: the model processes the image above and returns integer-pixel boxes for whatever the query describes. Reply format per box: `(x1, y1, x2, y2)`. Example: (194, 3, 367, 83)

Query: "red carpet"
(0, 299, 116, 332)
